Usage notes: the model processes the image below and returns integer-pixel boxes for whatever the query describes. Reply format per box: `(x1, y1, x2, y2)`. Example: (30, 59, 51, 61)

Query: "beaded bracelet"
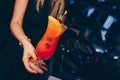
(18, 36, 31, 47)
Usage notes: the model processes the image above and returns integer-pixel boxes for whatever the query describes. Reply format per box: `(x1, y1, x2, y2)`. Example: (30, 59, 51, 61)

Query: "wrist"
(18, 36, 31, 47)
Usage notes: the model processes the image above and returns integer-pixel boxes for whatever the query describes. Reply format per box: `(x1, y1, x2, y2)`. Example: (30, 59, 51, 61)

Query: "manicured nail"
(33, 72, 37, 74)
(36, 58, 39, 62)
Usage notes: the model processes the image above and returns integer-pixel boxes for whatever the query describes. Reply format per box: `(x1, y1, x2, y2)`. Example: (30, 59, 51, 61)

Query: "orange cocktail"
(36, 16, 67, 60)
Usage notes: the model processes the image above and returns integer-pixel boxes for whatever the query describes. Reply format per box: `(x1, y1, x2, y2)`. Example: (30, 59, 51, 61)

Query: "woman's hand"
(22, 42, 48, 74)
(10, 0, 48, 75)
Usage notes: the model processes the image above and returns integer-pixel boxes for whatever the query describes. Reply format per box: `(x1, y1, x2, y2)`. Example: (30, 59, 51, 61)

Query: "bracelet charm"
(18, 36, 31, 47)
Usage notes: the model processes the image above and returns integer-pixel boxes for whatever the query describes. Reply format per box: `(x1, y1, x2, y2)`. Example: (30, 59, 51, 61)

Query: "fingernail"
(36, 58, 39, 62)
(33, 72, 37, 74)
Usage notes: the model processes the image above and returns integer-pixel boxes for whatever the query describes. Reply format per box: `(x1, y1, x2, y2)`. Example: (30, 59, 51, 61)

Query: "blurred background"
(0, 0, 120, 80)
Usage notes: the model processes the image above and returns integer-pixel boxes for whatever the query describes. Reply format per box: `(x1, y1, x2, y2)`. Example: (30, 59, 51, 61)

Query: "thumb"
(31, 50, 37, 61)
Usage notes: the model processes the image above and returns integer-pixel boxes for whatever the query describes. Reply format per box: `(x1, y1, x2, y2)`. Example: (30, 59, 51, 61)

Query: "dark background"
(0, 0, 120, 80)
(0, 0, 15, 53)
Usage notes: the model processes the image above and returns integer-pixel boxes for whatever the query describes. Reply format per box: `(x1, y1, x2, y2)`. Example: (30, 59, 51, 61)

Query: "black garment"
(23, 0, 49, 46)
(0, 0, 50, 80)
(0, 0, 14, 53)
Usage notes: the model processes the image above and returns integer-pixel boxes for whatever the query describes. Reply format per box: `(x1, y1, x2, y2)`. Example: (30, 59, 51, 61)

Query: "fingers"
(23, 56, 48, 75)
(22, 50, 48, 75)
(36, 60, 48, 71)
(22, 57, 37, 74)
(30, 50, 37, 61)
(38, 65, 48, 71)
(29, 61, 44, 74)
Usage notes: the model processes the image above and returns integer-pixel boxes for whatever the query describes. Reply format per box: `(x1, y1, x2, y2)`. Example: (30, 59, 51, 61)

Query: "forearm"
(10, 0, 30, 48)
(10, 21, 32, 48)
